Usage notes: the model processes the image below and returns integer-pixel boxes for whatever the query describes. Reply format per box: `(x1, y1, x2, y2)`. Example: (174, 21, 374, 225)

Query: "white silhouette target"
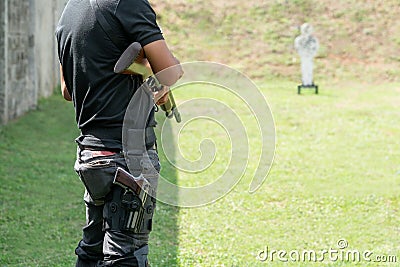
(295, 23, 319, 86)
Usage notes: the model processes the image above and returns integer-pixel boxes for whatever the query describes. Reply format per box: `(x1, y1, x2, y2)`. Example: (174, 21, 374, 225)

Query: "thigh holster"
(103, 169, 157, 234)
(111, 82, 160, 235)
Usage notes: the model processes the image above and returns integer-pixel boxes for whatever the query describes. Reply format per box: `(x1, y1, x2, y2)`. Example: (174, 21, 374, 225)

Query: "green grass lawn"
(1, 80, 399, 266)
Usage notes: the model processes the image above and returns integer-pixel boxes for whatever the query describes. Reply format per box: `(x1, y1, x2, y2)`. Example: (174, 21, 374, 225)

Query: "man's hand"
(156, 91, 169, 105)
(154, 86, 169, 105)
(60, 64, 72, 101)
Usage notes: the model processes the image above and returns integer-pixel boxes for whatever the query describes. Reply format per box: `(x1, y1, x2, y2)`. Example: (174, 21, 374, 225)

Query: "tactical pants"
(74, 147, 160, 267)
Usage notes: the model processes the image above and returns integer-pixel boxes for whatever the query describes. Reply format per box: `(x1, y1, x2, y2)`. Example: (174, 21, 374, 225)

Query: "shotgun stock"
(114, 42, 181, 123)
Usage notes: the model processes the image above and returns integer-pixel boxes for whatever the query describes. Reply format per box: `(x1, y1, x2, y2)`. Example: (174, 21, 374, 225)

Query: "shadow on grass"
(150, 115, 180, 266)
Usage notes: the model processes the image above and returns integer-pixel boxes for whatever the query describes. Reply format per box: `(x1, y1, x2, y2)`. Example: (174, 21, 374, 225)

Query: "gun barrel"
(160, 92, 181, 122)
(173, 108, 182, 123)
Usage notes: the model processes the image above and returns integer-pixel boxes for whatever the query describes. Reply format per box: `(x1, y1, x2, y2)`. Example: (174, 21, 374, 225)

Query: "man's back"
(56, 1, 182, 264)
(56, 0, 163, 150)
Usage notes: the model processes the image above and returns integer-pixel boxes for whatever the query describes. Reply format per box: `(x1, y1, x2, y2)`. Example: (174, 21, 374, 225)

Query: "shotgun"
(114, 42, 181, 123)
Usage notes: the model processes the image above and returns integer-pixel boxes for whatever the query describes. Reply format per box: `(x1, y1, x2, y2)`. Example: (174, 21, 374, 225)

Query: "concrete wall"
(0, 0, 5, 122)
(0, 0, 67, 124)
(35, 0, 68, 98)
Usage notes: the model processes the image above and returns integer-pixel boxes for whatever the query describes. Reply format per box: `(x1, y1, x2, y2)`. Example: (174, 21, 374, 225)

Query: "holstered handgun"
(113, 167, 154, 233)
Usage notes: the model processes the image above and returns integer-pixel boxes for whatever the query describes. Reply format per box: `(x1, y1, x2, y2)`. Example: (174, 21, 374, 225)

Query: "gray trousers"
(74, 148, 160, 267)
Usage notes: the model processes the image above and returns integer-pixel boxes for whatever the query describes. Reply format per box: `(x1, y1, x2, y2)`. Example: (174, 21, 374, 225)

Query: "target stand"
(298, 83, 318, 94)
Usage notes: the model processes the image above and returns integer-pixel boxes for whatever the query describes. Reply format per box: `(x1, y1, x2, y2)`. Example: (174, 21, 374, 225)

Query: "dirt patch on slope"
(152, 0, 400, 83)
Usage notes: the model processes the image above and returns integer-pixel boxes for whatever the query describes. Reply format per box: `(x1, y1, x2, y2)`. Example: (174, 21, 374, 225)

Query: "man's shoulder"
(97, 0, 151, 10)
(114, 0, 155, 13)
(96, 0, 120, 13)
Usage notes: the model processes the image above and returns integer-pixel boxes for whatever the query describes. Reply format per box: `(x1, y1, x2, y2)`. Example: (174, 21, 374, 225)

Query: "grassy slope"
(154, 0, 400, 83)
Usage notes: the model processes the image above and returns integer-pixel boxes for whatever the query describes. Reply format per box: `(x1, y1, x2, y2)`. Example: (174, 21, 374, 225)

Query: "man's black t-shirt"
(55, 0, 163, 150)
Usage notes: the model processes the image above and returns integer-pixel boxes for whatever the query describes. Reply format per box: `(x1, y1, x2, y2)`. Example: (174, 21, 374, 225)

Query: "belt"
(88, 150, 119, 157)
(80, 149, 121, 158)
(79, 144, 156, 159)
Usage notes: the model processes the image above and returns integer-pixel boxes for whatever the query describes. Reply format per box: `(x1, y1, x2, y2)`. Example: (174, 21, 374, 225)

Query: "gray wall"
(0, 0, 5, 122)
(0, 0, 67, 124)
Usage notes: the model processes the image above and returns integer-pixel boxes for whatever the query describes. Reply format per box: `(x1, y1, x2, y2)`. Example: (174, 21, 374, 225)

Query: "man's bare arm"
(60, 64, 72, 101)
(143, 40, 183, 86)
